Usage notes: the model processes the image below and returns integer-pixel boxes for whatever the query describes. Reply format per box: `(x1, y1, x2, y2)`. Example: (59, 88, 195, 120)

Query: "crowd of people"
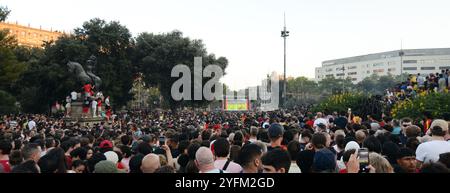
(385, 69, 450, 105)
(1, 106, 449, 173)
(55, 83, 112, 120)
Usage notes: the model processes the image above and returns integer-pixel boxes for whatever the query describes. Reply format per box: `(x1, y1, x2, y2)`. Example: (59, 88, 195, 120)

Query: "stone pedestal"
(63, 101, 104, 126)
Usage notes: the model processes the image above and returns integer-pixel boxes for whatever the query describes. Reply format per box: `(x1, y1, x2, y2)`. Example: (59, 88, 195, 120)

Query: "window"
(348, 72, 357, 75)
(351, 78, 357, 81)
(439, 66, 450, 70)
(388, 61, 397, 66)
(388, 68, 396, 72)
(326, 74, 334, 78)
(418, 60, 435, 64)
(403, 60, 417, 64)
(421, 67, 435, 70)
(367, 71, 370, 74)
(373, 63, 384, 67)
(336, 67, 344, 71)
(348, 66, 357, 70)
(403, 67, 417, 71)
(373, 69, 385, 73)
(336, 73, 345, 76)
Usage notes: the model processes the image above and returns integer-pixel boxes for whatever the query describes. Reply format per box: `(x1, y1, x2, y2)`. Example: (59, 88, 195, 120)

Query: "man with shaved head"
(140, 153, 161, 173)
(195, 147, 226, 173)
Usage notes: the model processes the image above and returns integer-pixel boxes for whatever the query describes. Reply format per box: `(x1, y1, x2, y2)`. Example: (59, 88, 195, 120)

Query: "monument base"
(63, 117, 105, 127)
(63, 101, 105, 126)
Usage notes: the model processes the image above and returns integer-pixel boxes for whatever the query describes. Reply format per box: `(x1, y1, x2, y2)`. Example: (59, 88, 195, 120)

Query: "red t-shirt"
(0, 160, 11, 173)
(83, 84, 92, 93)
(306, 120, 314, 128)
(65, 155, 73, 169)
(117, 162, 125, 170)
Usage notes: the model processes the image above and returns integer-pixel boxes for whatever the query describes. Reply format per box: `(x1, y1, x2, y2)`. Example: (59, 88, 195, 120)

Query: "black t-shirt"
(334, 117, 348, 130)
(393, 164, 407, 173)
(11, 160, 39, 173)
(267, 146, 281, 152)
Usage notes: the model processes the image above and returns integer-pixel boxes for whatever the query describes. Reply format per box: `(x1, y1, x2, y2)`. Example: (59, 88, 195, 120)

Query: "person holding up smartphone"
(346, 149, 376, 173)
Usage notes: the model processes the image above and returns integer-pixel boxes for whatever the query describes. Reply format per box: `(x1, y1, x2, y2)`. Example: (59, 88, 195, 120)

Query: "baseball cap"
(262, 122, 270, 129)
(312, 148, 336, 172)
(268, 123, 284, 138)
(396, 148, 415, 160)
(104, 151, 119, 164)
(430, 119, 449, 132)
(99, 140, 113, 149)
(141, 135, 151, 143)
(94, 160, 121, 173)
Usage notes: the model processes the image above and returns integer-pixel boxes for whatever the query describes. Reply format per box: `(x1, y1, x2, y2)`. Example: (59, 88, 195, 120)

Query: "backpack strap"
(222, 159, 231, 171)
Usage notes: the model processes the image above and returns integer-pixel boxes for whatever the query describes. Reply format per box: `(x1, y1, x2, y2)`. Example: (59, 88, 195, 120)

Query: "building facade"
(0, 22, 64, 48)
(315, 48, 450, 83)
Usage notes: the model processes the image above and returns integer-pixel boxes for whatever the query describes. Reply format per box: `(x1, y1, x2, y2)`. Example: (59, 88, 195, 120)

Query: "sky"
(2, 0, 450, 90)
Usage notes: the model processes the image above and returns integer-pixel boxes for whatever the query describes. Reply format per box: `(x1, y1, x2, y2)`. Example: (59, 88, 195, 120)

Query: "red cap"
(99, 140, 113, 149)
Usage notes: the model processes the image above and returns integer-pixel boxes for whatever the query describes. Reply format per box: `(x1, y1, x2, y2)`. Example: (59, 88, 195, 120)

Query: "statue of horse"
(67, 60, 102, 88)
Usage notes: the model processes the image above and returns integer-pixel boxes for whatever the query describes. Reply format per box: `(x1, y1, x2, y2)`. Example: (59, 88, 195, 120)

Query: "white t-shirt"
(28, 120, 36, 130)
(204, 168, 228, 173)
(71, 91, 77, 101)
(288, 162, 301, 173)
(91, 100, 98, 109)
(415, 140, 450, 163)
(214, 159, 242, 173)
(313, 118, 328, 128)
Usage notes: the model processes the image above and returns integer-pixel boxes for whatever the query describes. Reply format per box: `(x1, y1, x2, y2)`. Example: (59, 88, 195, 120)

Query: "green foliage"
(356, 74, 399, 95)
(391, 92, 450, 120)
(285, 76, 321, 107)
(0, 6, 10, 22)
(0, 46, 27, 92)
(318, 76, 354, 95)
(0, 90, 17, 114)
(312, 92, 384, 120)
(14, 18, 135, 113)
(133, 31, 228, 110)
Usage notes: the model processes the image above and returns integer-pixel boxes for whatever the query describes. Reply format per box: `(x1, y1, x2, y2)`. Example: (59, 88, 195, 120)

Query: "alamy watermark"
(170, 57, 280, 111)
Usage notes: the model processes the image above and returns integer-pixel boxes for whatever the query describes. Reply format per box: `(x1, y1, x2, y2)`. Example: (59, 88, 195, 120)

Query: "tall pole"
(281, 13, 289, 108)
(342, 65, 345, 93)
(399, 40, 404, 80)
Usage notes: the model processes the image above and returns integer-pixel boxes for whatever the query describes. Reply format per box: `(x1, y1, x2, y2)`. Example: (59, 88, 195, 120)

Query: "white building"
(315, 48, 450, 83)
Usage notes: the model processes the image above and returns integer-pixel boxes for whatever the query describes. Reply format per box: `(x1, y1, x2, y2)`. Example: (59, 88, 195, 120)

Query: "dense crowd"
(384, 69, 450, 105)
(1, 106, 449, 173)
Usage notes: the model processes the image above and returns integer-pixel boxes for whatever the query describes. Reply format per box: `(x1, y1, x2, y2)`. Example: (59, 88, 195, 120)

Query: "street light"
(281, 13, 289, 108)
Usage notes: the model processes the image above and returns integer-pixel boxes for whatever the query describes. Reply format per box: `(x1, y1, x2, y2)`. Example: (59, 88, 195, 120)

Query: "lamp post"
(281, 13, 289, 108)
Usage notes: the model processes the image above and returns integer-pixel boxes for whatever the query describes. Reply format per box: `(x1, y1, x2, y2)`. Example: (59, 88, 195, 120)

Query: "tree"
(286, 76, 320, 107)
(318, 76, 353, 95)
(356, 74, 399, 95)
(0, 6, 10, 22)
(0, 90, 17, 114)
(0, 6, 27, 93)
(74, 18, 135, 108)
(0, 47, 27, 92)
(133, 31, 228, 110)
(15, 18, 135, 113)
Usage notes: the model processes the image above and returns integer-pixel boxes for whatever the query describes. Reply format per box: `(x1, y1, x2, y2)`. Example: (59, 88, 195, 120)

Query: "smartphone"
(159, 136, 166, 146)
(358, 148, 369, 173)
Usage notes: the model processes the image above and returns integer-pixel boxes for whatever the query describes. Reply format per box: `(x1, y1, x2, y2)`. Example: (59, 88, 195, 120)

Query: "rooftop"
(322, 48, 450, 66)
